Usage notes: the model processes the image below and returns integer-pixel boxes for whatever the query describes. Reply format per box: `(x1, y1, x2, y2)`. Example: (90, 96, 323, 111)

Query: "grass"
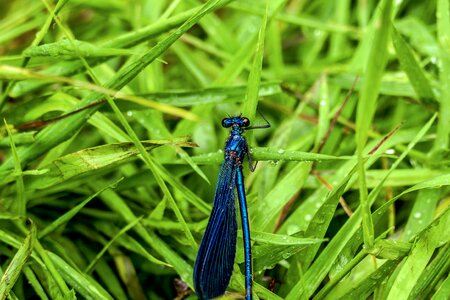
(0, 0, 449, 299)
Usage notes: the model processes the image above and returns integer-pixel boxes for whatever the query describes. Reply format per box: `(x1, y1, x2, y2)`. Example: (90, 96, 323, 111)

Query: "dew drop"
(385, 149, 395, 155)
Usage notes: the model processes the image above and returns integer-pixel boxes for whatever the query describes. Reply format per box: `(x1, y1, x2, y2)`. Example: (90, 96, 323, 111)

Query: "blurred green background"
(0, 0, 449, 299)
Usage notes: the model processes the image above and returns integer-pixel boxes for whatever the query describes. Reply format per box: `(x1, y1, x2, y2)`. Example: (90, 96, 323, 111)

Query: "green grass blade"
(4, 119, 25, 215)
(433, 0, 450, 156)
(84, 216, 161, 274)
(23, 39, 136, 58)
(386, 207, 450, 300)
(356, 0, 393, 249)
(431, 273, 450, 300)
(33, 240, 71, 297)
(0, 222, 35, 300)
(38, 178, 124, 239)
(336, 260, 401, 300)
(96, 188, 194, 285)
(409, 243, 450, 299)
(243, 3, 268, 120)
(0, 65, 198, 121)
(391, 25, 437, 107)
(47, 252, 113, 300)
(22, 267, 49, 300)
(102, 92, 197, 248)
(22, 140, 191, 190)
(251, 162, 312, 232)
(248, 231, 325, 246)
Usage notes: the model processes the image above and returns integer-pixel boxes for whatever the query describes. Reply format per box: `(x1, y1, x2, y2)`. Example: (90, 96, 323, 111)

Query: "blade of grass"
(228, 2, 358, 35)
(4, 120, 25, 215)
(402, 188, 441, 241)
(96, 188, 194, 286)
(186, 147, 348, 165)
(0, 65, 197, 121)
(246, 231, 325, 246)
(22, 39, 137, 58)
(356, 0, 393, 249)
(33, 241, 72, 298)
(433, 0, 450, 156)
(338, 259, 401, 299)
(431, 273, 450, 300)
(386, 206, 450, 300)
(176, 146, 210, 184)
(38, 178, 124, 239)
(19, 140, 192, 190)
(251, 162, 312, 232)
(409, 243, 450, 299)
(92, 221, 173, 269)
(391, 25, 437, 107)
(84, 216, 151, 274)
(139, 82, 281, 106)
(47, 252, 113, 300)
(22, 267, 49, 300)
(0, 222, 35, 300)
(243, 3, 268, 121)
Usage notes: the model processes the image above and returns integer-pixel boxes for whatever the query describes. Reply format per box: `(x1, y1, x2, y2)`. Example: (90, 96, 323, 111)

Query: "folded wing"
(194, 159, 238, 300)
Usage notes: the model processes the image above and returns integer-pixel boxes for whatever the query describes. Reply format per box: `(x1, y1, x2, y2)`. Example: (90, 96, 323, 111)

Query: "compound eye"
(242, 117, 250, 127)
(222, 118, 232, 128)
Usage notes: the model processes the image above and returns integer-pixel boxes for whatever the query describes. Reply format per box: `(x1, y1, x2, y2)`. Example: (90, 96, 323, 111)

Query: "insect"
(193, 114, 270, 300)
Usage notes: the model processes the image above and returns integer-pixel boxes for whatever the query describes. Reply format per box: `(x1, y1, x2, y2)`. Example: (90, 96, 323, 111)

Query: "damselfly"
(194, 115, 270, 300)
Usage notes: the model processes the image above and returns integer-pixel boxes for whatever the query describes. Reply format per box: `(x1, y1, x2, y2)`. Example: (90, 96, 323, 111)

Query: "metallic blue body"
(194, 116, 268, 300)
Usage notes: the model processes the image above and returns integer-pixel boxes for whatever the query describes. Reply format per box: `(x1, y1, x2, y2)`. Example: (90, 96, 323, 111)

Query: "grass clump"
(0, 0, 448, 299)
